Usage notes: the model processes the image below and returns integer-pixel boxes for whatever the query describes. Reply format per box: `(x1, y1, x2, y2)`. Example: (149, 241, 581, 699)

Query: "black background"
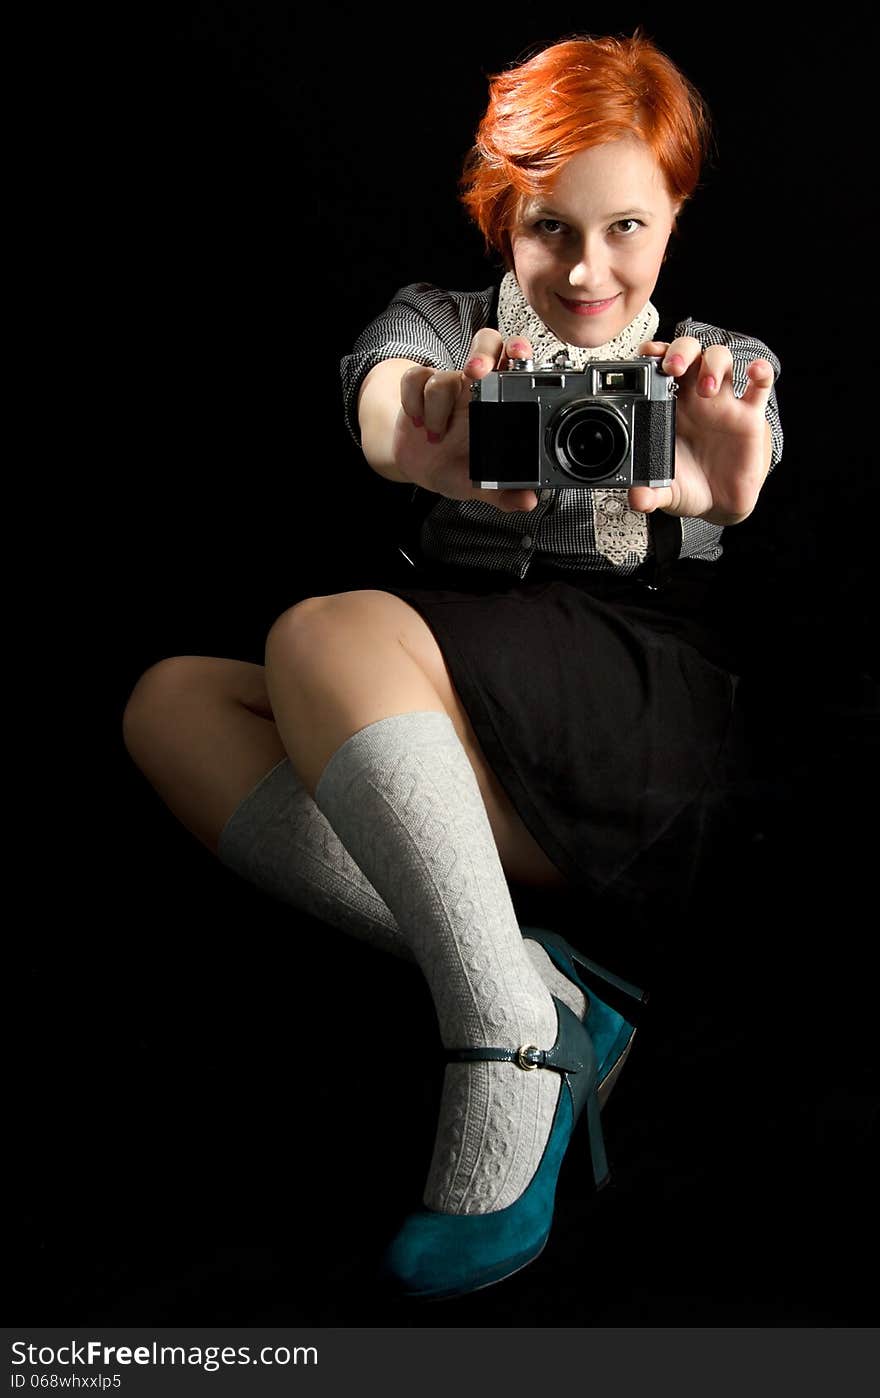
(17, 4, 877, 1327)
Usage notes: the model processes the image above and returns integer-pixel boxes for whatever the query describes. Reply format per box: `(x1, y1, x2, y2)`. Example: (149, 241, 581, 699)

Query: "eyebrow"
(533, 205, 653, 220)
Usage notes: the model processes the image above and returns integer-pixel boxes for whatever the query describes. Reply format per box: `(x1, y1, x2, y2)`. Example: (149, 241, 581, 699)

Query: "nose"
(567, 235, 611, 295)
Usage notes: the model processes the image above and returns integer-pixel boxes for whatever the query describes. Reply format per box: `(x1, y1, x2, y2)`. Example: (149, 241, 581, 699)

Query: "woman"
(122, 29, 782, 1300)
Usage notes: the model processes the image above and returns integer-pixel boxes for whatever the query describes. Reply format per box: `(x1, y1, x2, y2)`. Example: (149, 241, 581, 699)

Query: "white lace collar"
(496, 271, 659, 366)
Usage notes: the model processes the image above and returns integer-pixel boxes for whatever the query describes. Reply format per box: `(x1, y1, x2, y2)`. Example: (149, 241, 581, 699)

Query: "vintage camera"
(469, 351, 676, 490)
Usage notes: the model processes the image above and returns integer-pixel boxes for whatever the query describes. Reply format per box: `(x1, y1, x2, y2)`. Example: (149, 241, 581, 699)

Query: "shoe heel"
(524, 927, 649, 1018)
(567, 944, 649, 1010)
(586, 1085, 611, 1190)
(565, 945, 649, 1012)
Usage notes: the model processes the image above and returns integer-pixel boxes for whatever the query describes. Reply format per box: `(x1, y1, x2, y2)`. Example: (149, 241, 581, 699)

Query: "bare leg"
(121, 649, 588, 1023)
(122, 656, 289, 856)
(263, 590, 569, 889)
(122, 642, 568, 890)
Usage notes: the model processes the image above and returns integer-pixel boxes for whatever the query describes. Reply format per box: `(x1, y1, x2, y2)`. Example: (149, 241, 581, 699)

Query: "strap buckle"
(515, 1044, 541, 1071)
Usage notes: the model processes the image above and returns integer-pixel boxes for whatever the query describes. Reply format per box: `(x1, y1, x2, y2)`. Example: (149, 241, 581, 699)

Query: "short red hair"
(459, 28, 715, 269)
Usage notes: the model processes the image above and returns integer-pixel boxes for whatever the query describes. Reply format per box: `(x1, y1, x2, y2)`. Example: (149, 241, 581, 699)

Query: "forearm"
(357, 357, 425, 483)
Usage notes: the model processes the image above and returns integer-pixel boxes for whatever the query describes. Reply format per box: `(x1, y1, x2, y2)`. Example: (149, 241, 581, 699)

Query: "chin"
(541, 301, 633, 350)
(561, 320, 628, 350)
(567, 323, 622, 346)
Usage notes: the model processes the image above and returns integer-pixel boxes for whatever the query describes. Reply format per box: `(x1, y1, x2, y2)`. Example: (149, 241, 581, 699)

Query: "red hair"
(458, 28, 715, 268)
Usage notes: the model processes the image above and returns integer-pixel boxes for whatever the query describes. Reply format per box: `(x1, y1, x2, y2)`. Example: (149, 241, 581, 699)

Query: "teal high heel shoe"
(521, 926, 649, 1108)
(379, 995, 608, 1301)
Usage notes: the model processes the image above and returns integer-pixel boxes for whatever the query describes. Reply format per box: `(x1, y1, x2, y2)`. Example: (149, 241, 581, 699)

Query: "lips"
(557, 293, 620, 310)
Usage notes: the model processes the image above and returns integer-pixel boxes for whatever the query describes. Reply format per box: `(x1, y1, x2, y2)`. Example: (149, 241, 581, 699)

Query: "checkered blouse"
(340, 281, 783, 581)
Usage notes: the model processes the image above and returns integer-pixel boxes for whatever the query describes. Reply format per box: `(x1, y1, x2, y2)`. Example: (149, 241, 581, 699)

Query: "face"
(509, 136, 682, 346)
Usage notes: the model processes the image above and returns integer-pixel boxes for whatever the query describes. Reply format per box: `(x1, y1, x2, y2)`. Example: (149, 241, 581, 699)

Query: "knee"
(266, 594, 331, 645)
(121, 656, 208, 755)
(264, 590, 392, 663)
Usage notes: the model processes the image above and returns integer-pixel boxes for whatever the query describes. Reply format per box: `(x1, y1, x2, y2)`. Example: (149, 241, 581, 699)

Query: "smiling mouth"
(558, 294, 619, 306)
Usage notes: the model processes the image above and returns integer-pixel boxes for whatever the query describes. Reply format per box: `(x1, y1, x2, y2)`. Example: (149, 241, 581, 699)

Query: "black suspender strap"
(645, 310, 686, 590)
(647, 507, 682, 591)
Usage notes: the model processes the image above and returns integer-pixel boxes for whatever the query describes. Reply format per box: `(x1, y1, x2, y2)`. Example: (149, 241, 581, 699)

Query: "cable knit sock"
(215, 755, 587, 1019)
(314, 709, 561, 1216)
(216, 757, 410, 962)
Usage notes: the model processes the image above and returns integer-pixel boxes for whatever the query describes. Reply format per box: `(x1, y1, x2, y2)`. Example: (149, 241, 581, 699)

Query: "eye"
(535, 218, 566, 236)
(534, 217, 645, 237)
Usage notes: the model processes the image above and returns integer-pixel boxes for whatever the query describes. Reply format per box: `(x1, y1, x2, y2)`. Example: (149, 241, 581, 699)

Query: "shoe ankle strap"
(446, 1040, 584, 1074)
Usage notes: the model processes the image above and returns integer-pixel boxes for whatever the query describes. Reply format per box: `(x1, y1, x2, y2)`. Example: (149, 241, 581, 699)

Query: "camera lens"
(551, 405, 628, 482)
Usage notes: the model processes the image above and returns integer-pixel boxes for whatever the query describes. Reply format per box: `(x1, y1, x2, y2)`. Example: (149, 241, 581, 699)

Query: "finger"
(463, 328, 506, 379)
(421, 369, 466, 439)
(695, 344, 734, 396)
(628, 484, 674, 515)
(660, 336, 703, 377)
(499, 487, 538, 512)
(399, 365, 435, 425)
(400, 366, 461, 437)
(740, 359, 776, 410)
(498, 335, 534, 370)
(636, 340, 669, 357)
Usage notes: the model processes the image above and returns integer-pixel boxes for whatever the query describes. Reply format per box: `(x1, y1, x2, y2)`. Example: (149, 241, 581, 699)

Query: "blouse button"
(520, 534, 533, 549)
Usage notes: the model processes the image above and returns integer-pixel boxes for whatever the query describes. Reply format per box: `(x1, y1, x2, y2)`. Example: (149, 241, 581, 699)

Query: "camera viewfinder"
(598, 368, 642, 391)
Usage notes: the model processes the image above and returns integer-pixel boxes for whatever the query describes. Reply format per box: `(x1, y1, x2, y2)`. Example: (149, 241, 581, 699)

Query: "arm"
(340, 284, 538, 513)
(339, 283, 474, 456)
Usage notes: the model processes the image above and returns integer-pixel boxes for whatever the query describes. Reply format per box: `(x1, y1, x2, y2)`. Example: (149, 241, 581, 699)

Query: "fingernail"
(510, 342, 529, 356)
(701, 376, 716, 393)
(426, 430, 441, 444)
(663, 354, 684, 372)
(466, 357, 483, 372)
(412, 415, 424, 428)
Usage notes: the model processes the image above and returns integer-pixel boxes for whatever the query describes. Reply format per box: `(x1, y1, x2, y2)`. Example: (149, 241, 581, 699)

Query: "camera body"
(469, 351, 676, 490)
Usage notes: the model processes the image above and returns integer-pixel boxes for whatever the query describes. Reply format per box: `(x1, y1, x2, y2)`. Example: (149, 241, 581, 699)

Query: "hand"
(629, 337, 776, 526)
(390, 331, 540, 514)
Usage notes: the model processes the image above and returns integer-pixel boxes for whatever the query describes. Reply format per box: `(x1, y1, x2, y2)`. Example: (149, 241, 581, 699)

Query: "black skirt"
(361, 555, 750, 979)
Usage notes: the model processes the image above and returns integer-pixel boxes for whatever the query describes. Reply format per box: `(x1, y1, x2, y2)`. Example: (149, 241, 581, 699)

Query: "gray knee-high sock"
(215, 756, 586, 1018)
(216, 757, 411, 961)
(314, 709, 562, 1216)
